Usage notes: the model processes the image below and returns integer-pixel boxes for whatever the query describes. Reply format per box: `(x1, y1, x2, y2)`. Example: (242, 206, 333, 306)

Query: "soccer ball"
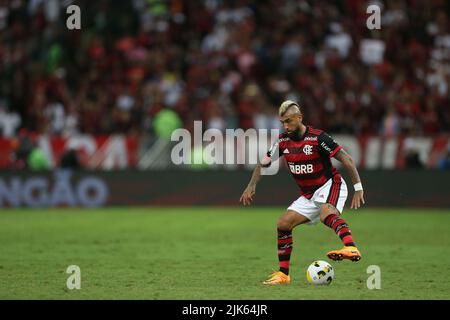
(306, 260, 334, 285)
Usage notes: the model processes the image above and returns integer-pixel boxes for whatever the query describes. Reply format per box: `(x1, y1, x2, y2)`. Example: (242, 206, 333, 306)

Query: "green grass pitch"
(0, 207, 449, 299)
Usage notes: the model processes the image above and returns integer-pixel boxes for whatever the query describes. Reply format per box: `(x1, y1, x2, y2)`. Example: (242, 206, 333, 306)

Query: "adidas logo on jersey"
(304, 136, 317, 141)
(283, 149, 290, 154)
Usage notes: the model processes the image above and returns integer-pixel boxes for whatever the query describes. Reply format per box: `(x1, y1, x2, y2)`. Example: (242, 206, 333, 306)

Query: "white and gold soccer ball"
(306, 260, 334, 285)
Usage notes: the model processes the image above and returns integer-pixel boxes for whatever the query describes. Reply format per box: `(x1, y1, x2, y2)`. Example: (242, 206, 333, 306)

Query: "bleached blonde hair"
(279, 100, 301, 117)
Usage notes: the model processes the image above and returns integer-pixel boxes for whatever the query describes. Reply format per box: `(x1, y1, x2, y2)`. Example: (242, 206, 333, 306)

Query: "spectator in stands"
(60, 148, 81, 169)
(403, 139, 424, 169)
(0, 102, 21, 138)
(12, 129, 33, 170)
(438, 144, 450, 170)
(381, 108, 400, 137)
(404, 150, 424, 169)
(153, 108, 183, 140)
(28, 145, 50, 171)
(0, 0, 449, 168)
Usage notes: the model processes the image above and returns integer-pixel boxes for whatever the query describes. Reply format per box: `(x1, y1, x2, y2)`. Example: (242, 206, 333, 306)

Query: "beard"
(286, 127, 301, 140)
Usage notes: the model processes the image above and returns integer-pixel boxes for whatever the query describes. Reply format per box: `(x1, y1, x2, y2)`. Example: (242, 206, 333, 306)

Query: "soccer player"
(239, 100, 365, 285)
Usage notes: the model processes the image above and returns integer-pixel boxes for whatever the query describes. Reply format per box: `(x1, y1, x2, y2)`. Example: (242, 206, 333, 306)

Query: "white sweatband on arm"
(354, 182, 363, 191)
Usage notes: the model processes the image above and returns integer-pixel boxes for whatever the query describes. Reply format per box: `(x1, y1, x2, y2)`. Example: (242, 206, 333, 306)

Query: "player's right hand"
(240, 186, 255, 206)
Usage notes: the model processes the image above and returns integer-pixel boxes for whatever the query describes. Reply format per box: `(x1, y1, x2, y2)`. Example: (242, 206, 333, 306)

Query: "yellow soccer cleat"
(327, 246, 362, 262)
(262, 271, 291, 285)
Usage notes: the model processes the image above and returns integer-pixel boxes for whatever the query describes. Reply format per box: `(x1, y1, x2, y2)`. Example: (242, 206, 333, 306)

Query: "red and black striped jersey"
(266, 126, 343, 199)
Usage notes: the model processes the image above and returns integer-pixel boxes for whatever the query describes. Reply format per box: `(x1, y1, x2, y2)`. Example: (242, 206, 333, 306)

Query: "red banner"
(0, 135, 138, 170)
(0, 134, 449, 170)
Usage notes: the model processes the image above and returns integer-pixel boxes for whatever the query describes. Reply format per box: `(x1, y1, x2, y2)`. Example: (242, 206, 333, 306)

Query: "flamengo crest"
(303, 145, 313, 155)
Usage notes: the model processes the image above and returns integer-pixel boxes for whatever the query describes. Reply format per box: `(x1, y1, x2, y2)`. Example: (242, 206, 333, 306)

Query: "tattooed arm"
(334, 149, 365, 209)
(239, 164, 262, 206)
(240, 138, 281, 206)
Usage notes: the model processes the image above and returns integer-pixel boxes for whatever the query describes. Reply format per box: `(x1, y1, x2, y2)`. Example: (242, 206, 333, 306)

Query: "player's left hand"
(351, 190, 365, 209)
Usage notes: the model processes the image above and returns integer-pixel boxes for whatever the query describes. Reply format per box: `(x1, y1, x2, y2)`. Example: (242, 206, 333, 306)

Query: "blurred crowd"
(0, 0, 450, 140)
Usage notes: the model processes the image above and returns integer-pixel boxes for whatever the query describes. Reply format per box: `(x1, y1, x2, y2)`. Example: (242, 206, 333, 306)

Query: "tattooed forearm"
(247, 164, 262, 188)
(334, 150, 361, 185)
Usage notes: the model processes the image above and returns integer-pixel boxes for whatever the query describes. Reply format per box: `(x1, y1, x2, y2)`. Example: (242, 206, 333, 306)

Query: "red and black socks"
(277, 229, 293, 275)
(323, 214, 356, 247)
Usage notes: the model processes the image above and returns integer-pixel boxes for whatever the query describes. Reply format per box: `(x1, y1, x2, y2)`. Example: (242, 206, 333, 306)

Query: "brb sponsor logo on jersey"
(289, 163, 314, 174)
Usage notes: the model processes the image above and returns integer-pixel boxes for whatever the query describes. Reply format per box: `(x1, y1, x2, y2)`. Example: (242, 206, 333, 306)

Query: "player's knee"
(319, 213, 329, 223)
(319, 204, 339, 223)
(277, 216, 293, 231)
(320, 211, 340, 223)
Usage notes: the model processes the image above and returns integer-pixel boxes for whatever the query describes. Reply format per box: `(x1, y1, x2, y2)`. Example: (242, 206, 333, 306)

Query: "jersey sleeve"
(260, 139, 282, 167)
(318, 132, 342, 158)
